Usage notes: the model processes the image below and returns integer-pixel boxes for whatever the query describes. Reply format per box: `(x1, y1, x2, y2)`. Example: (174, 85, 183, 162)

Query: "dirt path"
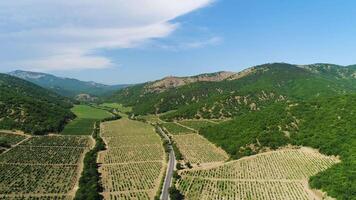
(174, 122, 197, 132)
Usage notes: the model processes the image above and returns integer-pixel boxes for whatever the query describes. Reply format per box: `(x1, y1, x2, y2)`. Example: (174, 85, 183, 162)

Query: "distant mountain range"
(9, 70, 130, 97)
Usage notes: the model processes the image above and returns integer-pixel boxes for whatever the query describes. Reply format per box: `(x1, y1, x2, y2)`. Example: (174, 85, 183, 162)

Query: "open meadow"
(0, 135, 92, 199)
(98, 118, 165, 200)
(62, 105, 112, 135)
(177, 147, 340, 200)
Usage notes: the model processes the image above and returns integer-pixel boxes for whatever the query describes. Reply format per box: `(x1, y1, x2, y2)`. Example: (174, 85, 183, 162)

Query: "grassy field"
(99, 118, 165, 200)
(62, 105, 112, 135)
(177, 148, 339, 200)
(161, 122, 194, 135)
(173, 133, 229, 164)
(0, 135, 92, 199)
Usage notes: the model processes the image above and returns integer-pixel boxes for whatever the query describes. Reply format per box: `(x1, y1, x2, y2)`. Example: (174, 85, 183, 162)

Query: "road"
(158, 126, 176, 200)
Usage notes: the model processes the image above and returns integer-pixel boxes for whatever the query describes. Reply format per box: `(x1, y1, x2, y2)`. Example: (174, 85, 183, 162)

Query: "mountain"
(107, 63, 356, 199)
(9, 70, 130, 97)
(0, 73, 74, 134)
(107, 63, 356, 118)
(200, 94, 356, 200)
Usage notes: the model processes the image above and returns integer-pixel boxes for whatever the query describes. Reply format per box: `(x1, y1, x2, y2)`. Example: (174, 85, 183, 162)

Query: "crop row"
(0, 164, 77, 194)
(177, 177, 312, 200)
(161, 122, 193, 135)
(0, 195, 71, 200)
(180, 148, 339, 180)
(108, 191, 150, 200)
(98, 144, 164, 163)
(173, 133, 229, 164)
(0, 146, 85, 165)
(0, 135, 91, 198)
(99, 119, 165, 199)
(0, 132, 28, 146)
(20, 136, 91, 147)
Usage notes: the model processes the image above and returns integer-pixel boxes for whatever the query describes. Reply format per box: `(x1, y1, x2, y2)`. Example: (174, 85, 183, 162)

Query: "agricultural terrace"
(161, 122, 194, 135)
(0, 135, 92, 199)
(177, 148, 340, 200)
(177, 120, 217, 131)
(99, 118, 165, 200)
(62, 105, 112, 135)
(173, 133, 229, 164)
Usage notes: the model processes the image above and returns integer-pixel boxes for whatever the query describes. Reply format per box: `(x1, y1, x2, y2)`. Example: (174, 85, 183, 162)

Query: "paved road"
(158, 127, 176, 200)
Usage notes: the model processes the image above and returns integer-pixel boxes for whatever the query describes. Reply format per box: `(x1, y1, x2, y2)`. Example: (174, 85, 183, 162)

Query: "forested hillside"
(0, 73, 74, 134)
(108, 63, 356, 119)
(200, 95, 356, 200)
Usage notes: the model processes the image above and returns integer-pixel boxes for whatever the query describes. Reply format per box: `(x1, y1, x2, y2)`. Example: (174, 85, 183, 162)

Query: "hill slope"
(9, 70, 129, 97)
(0, 73, 74, 134)
(108, 63, 356, 119)
(200, 95, 356, 200)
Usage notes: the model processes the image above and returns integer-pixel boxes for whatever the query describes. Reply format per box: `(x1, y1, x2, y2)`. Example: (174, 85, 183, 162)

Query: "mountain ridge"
(9, 70, 130, 97)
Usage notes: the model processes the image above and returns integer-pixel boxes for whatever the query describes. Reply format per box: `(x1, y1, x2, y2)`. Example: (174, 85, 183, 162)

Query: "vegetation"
(200, 95, 356, 199)
(172, 133, 229, 164)
(9, 70, 129, 97)
(108, 63, 356, 120)
(0, 73, 74, 134)
(177, 148, 339, 200)
(61, 105, 112, 135)
(0, 132, 27, 146)
(161, 122, 194, 135)
(177, 120, 216, 131)
(0, 135, 91, 199)
(99, 119, 165, 199)
(75, 122, 105, 200)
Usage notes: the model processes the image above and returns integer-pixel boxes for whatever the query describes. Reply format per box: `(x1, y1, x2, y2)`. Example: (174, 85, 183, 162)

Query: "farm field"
(0, 135, 92, 199)
(161, 122, 194, 135)
(99, 103, 132, 113)
(173, 133, 229, 164)
(177, 148, 339, 200)
(98, 118, 165, 200)
(136, 115, 161, 124)
(177, 120, 216, 131)
(62, 105, 112, 135)
(0, 132, 28, 146)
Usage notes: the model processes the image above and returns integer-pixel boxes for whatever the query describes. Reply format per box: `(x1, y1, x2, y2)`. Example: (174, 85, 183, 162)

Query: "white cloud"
(0, 0, 213, 71)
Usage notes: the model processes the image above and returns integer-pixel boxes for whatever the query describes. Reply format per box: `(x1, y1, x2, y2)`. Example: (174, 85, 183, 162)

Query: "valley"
(1, 63, 355, 200)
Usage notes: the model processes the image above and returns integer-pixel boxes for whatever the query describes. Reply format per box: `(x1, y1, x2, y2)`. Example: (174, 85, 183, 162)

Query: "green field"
(100, 103, 132, 113)
(62, 105, 112, 135)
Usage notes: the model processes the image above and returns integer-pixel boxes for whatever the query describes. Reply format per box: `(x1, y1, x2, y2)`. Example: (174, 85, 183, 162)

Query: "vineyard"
(177, 148, 340, 200)
(0, 135, 92, 199)
(173, 133, 229, 164)
(0, 132, 28, 146)
(161, 122, 194, 135)
(99, 119, 165, 200)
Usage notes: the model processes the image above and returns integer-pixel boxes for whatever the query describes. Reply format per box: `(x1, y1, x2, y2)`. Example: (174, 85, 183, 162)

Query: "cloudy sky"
(1, 0, 356, 84)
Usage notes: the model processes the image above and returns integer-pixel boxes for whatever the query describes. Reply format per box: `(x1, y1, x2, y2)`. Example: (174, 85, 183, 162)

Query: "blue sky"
(1, 0, 356, 84)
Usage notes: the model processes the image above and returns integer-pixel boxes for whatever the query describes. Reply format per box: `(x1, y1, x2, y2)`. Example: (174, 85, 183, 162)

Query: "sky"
(1, 0, 356, 84)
